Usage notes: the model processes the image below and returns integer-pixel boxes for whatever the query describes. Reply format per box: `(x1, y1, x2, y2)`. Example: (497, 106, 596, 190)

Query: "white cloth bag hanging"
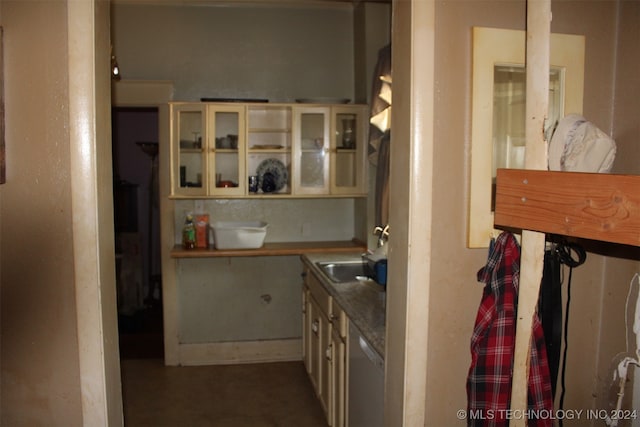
(548, 114, 617, 173)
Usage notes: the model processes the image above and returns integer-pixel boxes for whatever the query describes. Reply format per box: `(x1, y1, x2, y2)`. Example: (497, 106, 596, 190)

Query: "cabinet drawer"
(307, 271, 332, 317)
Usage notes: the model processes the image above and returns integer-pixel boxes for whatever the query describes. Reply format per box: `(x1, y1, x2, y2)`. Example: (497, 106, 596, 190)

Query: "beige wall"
(1, 0, 122, 424)
(597, 0, 640, 415)
(611, 0, 640, 175)
(0, 1, 83, 424)
(111, 2, 357, 102)
(413, 0, 640, 425)
(424, 2, 526, 423)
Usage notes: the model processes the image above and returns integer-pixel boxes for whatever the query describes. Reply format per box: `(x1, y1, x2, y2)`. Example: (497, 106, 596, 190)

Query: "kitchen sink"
(317, 261, 370, 283)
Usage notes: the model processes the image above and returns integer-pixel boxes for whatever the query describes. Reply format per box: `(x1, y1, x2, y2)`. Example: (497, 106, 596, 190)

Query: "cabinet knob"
(312, 320, 319, 335)
(325, 344, 332, 361)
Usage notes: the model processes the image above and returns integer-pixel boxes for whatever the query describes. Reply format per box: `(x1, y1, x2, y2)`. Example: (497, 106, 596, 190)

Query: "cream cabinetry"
(171, 103, 246, 197)
(302, 267, 347, 427)
(329, 303, 347, 427)
(292, 106, 330, 195)
(330, 106, 368, 195)
(247, 105, 293, 194)
(293, 105, 368, 196)
(168, 102, 367, 198)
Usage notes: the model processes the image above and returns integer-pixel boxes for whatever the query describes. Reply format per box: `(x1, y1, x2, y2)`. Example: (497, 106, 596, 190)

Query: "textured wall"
(111, 3, 356, 103)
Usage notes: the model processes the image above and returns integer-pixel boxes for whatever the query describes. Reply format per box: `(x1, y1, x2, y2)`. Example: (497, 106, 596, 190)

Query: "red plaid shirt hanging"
(466, 232, 554, 426)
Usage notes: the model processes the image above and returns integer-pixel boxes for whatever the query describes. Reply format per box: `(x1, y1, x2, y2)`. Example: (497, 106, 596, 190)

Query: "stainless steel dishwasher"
(348, 321, 384, 427)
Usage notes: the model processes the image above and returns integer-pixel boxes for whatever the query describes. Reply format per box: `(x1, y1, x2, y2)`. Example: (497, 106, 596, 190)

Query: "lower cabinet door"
(330, 327, 346, 427)
(309, 296, 321, 392)
(303, 271, 348, 426)
(303, 287, 312, 374)
(319, 311, 331, 420)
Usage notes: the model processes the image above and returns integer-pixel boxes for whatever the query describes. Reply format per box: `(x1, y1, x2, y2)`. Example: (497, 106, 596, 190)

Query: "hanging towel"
(368, 43, 392, 166)
(467, 232, 554, 427)
(368, 43, 392, 227)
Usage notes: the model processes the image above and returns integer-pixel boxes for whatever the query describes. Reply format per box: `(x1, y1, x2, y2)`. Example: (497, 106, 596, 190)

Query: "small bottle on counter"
(182, 214, 196, 249)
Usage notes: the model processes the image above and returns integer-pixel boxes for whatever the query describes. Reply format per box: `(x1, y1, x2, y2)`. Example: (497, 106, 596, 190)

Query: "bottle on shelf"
(182, 214, 196, 249)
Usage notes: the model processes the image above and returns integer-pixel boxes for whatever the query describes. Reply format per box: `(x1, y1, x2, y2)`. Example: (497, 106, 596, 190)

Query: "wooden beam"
(495, 169, 640, 246)
(509, 1, 551, 425)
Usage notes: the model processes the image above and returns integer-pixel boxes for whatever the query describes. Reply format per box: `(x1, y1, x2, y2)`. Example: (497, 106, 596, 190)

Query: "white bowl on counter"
(212, 221, 268, 250)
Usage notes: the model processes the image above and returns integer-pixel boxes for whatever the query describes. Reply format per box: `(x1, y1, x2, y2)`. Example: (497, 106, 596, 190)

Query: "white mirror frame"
(468, 27, 585, 248)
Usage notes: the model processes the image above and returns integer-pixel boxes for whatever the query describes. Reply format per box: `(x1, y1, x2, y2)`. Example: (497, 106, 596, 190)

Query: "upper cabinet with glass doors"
(171, 102, 245, 197)
(168, 102, 367, 198)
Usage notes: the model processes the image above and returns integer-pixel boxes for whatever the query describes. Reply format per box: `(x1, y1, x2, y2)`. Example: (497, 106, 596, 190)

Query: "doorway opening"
(112, 106, 163, 359)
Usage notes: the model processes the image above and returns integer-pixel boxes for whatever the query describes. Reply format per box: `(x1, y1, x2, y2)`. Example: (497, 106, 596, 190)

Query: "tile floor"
(118, 298, 327, 426)
(120, 358, 329, 427)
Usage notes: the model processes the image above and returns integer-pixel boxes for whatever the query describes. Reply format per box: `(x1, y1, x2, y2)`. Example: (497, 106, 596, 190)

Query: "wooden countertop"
(171, 239, 367, 258)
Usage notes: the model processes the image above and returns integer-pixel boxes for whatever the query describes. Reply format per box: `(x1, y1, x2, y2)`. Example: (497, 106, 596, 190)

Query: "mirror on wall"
(492, 66, 562, 175)
(468, 27, 585, 248)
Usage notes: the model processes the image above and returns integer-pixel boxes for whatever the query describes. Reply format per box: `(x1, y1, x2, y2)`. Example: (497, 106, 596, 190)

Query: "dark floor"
(119, 305, 327, 427)
(118, 303, 164, 360)
(120, 359, 328, 427)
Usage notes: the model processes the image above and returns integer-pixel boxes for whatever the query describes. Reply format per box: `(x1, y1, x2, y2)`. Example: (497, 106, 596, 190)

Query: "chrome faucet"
(373, 224, 390, 248)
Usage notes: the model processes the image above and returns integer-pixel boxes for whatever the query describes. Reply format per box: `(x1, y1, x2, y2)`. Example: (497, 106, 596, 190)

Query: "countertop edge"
(171, 239, 367, 258)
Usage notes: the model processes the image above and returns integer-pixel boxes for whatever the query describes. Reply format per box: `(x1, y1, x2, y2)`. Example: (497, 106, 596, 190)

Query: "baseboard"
(169, 338, 303, 366)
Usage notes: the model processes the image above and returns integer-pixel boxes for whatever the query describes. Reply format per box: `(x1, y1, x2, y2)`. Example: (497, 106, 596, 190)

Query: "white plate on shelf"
(256, 158, 288, 193)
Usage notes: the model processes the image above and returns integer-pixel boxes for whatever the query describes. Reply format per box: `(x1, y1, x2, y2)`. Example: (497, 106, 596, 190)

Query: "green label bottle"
(182, 214, 196, 250)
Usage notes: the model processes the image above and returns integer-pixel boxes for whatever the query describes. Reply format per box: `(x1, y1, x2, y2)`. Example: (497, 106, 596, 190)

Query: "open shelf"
(171, 239, 367, 258)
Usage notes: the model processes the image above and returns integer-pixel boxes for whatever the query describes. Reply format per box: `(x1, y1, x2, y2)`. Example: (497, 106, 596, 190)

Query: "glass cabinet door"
(208, 105, 245, 196)
(293, 107, 330, 195)
(173, 104, 206, 196)
(331, 107, 366, 194)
